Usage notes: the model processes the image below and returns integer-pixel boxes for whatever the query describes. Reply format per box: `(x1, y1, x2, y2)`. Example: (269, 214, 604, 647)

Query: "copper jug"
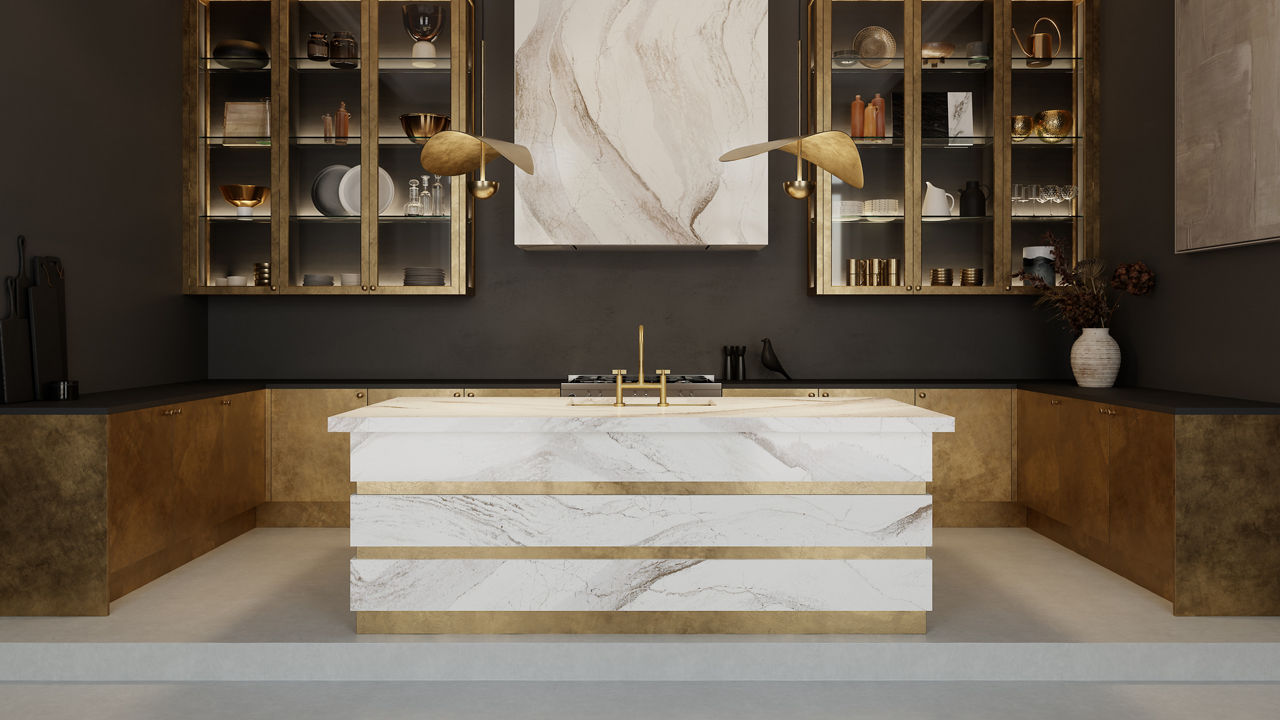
(1012, 17, 1061, 68)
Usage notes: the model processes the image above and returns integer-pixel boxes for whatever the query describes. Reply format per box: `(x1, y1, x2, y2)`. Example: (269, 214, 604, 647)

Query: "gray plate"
(311, 164, 351, 217)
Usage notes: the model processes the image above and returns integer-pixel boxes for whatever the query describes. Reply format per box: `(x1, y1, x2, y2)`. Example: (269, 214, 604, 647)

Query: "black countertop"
(1, 379, 1276, 416)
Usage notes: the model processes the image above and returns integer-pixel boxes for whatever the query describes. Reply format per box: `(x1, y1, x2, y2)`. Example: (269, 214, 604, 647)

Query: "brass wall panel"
(818, 388, 915, 404)
(1058, 397, 1109, 542)
(0, 415, 109, 616)
(917, 389, 1013, 502)
(723, 389, 820, 398)
(933, 501, 1026, 528)
(365, 388, 464, 405)
(1108, 406, 1174, 601)
(256, 501, 351, 528)
(1174, 414, 1280, 616)
(358, 611, 925, 635)
(107, 407, 176, 573)
(269, 388, 368, 501)
(355, 547, 927, 560)
(356, 481, 927, 496)
(465, 388, 560, 398)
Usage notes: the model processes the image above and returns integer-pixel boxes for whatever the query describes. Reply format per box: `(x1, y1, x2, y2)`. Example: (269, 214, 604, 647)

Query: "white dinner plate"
(311, 164, 350, 217)
(338, 165, 396, 216)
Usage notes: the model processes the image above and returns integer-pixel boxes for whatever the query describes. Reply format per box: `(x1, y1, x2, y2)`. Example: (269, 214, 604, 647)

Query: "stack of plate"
(930, 268, 954, 286)
(403, 267, 446, 286)
(303, 273, 334, 287)
(960, 268, 984, 287)
(340, 272, 361, 286)
(253, 262, 271, 287)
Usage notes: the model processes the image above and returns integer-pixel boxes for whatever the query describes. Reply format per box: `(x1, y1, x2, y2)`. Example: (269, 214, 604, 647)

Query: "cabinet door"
(916, 389, 1013, 502)
(1016, 391, 1062, 520)
(818, 388, 915, 403)
(107, 406, 177, 571)
(1058, 398, 1110, 542)
(366, 388, 464, 404)
(217, 391, 267, 519)
(464, 388, 560, 398)
(270, 388, 368, 502)
(723, 388, 821, 398)
(171, 398, 223, 533)
(1107, 405, 1174, 591)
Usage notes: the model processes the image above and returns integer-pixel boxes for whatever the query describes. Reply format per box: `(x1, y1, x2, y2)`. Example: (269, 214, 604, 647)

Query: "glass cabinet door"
(822, 0, 911, 293)
(283, 0, 365, 293)
(372, 0, 460, 294)
(917, 0, 996, 292)
(191, 0, 278, 293)
(1007, 0, 1088, 288)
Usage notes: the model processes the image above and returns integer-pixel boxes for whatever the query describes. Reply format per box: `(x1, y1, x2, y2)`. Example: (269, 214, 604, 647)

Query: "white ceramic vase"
(1070, 327, 1121, 388)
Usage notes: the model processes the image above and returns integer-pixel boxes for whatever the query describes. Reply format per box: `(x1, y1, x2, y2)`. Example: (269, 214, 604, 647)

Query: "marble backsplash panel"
(513, 0, 768, 249)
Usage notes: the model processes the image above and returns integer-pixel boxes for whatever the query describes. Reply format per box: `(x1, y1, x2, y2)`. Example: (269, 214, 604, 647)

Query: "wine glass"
(403, 4, 444, 65)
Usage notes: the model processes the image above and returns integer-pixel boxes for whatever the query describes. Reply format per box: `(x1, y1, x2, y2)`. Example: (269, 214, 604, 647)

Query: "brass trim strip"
(354, 547, 929, 560)
(357, 611, 925, 635)
(354, 482, 928, 495)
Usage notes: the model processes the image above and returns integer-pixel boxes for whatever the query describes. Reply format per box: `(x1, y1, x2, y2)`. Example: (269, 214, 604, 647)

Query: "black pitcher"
(959, 181, 988, 217)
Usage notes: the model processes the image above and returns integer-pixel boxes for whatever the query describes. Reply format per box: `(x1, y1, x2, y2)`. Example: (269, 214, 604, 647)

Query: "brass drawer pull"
(467, 392, 476, 397)
(453, 392, 462, 397)
(356, 392, 365, 399)
(918, 392, 926, 399)
(808, 392, 816, 398)
(1049, 399, 1061, 405)
(821, 392, 830, 397)
(221, 399, 232, 406)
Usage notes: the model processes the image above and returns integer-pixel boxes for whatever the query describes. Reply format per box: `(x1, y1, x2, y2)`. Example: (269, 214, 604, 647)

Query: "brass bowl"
(1011, 115, 1034, 142)
(219, 184, 269, 208)
(921, 42, 955, 59)
(1034, 110, 1074, 143)
(400, 113, 451, 144)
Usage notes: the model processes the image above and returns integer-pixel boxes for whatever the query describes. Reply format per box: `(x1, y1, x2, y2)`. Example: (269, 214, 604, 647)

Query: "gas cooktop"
(561, 374, 721, 399)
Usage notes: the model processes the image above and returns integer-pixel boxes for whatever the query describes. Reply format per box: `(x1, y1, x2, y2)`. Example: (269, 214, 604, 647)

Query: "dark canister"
(959, 181, 988, 217)
(329, 31, 359, 69)
(307, 32, 329, 61)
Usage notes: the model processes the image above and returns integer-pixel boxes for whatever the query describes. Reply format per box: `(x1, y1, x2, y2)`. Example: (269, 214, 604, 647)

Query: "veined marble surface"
(513, 0, 768, 249)
(329, 396, 955, 434)
(349, 431, 932, 484)
(350, 559, 931, 612)
(350, 495, 932, 548)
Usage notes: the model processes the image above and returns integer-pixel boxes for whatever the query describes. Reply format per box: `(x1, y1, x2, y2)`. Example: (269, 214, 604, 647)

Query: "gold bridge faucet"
(612, 325, 671, 407)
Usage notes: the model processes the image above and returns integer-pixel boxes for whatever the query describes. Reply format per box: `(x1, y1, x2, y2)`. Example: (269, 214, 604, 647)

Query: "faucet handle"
(612, 369, 628, 376)
(656, 369, 671, 376)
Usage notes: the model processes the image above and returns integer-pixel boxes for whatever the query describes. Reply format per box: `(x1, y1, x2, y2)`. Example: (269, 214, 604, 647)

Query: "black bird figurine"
(760, 338, 792, 380)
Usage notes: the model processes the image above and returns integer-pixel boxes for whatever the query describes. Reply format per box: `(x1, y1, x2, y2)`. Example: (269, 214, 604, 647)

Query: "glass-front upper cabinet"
(187, 0, 278, 294)
(818, 0, 912, 294)
(1007, 0, 1094, 289)
(809, 0, 1096, 296)
(184, 0, 473, 295)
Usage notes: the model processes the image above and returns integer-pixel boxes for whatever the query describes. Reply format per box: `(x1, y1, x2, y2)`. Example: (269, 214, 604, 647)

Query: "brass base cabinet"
(184, 0, 475, 295)
(808, 0, 1099, 295)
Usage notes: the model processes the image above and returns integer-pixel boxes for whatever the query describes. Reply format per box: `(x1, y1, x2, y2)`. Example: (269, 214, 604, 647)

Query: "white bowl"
(226, 276, 249, 287)
(213, 278, 229, 287)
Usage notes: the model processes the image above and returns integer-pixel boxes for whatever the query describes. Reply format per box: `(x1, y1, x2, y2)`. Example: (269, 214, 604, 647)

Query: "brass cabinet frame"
(183, 0, 474, 296)
(809, 0, 1099, 296)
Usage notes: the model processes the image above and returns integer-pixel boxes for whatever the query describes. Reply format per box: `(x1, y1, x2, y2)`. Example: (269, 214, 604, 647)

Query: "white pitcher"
(923, 181, 956, 218)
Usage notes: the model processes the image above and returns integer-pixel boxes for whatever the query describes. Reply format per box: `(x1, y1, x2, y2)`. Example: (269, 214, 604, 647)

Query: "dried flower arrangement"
(1012, 231, 1155, 333)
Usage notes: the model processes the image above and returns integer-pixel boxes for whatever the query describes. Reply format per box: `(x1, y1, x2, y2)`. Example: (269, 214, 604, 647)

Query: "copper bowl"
(400, 113, 451, 144)
(219, 184, 269, 216)
(921, 42, 955, 59)
(1034, 110, 1074, 142)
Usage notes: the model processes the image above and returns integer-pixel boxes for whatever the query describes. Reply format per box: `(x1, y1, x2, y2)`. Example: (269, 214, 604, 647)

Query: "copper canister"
(868, 258, 885, 287)
(886, 258, 900, 286)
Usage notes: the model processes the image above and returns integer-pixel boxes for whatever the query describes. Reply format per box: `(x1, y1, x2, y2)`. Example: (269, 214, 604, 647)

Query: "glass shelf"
(290, 216, 360, 223)
(832, 58, 903, 72)
(291, 136, 362, 146)
(377, 216, 451, 223)
(922, 216, 994, 223)
(1011, 214, 1081, 222)
(201, 136, 271, 147)
(201, 215, 271, 223)
(377, 58, 453, 72)
(923, 136, 995, 147)
(378, 136, 424, 146)
(200, 59, 271, 73)
(1012, 57, 1080, 72)
(834, 216, 906, 224)
(1012, 136, 1080, 147)
(921, 58, 993, 73)
(289, 58, 360, 72)
(851, 137, 905, 148)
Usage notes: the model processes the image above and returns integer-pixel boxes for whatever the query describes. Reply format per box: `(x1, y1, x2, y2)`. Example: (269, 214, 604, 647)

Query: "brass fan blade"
(420, 131, 536, 176)
(719, 131, 865, 189)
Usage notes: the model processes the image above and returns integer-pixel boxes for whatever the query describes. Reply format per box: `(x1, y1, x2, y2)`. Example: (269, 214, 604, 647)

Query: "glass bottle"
(328, 31, 359, 69)
(321, 113, 334, 143)
(432, 174, 447, 216)
(403, 179, 422, 216)
(335, 102, 350, 145)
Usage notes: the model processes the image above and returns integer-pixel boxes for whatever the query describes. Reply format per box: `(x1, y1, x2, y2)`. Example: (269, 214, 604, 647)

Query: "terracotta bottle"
(863, 103, 879, 141)
(872, 93, 886, 137)
(851, 94, 865, 137)
(335, 101, 350, 145)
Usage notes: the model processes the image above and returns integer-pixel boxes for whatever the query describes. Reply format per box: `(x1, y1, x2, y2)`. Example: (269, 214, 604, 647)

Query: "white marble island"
(329, 396, 954, 634)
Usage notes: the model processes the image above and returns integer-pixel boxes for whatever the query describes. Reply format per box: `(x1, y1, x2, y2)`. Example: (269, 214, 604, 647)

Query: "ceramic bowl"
(225, 276, 249, 287)
(212, 40, 269, 70)
(400, 113, 451, 144)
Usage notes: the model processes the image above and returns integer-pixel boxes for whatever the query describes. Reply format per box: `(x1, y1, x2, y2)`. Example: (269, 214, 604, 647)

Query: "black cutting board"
(14, 235, 32, 318)
(28, 257, 67, 399)
(0, 276, 35, 403)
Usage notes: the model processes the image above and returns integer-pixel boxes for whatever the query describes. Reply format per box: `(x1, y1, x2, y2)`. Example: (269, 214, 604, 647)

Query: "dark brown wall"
(0, 0, 207, 393)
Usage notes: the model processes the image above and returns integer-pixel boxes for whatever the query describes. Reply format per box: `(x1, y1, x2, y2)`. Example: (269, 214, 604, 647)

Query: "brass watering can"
(1012, 17, 1062, 68)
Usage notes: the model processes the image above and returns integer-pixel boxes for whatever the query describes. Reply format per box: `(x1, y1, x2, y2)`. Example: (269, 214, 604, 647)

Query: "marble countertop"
(328, 395, 955, 434)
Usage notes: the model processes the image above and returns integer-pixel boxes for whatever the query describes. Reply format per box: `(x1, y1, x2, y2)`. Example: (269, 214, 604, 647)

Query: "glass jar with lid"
(328, 31, 358, 69)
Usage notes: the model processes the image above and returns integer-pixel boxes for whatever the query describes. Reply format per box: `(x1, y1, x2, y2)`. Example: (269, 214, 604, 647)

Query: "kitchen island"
(329, 395, 954, 634)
